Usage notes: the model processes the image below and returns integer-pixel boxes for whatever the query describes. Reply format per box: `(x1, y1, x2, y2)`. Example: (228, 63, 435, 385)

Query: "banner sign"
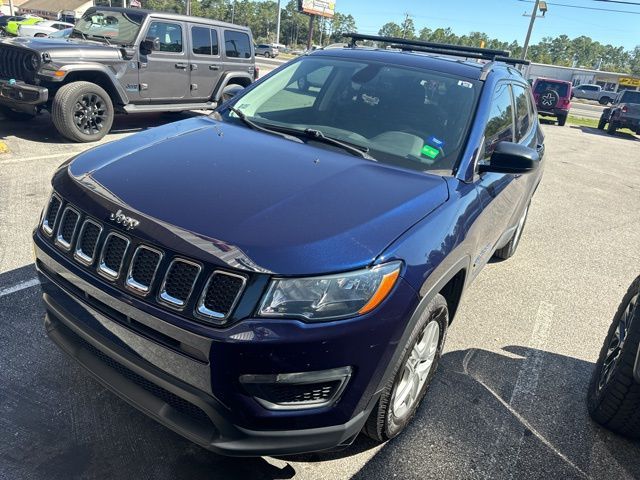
(298, 0, 335, 18)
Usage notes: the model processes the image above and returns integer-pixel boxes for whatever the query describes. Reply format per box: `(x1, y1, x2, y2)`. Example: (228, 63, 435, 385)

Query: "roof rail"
(344, 33, 530, 66)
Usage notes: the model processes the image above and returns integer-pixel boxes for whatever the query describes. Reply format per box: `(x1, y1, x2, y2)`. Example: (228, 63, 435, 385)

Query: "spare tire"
(538, 90, 560, 110)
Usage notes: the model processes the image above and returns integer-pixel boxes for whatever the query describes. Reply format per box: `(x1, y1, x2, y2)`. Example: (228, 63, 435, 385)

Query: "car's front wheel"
(363, 294, 448, 442)
(587, 276, 640, 438)
(264, 52, 271, 58)
(600, 97, 612, 105)
(51, 81, 114, 143)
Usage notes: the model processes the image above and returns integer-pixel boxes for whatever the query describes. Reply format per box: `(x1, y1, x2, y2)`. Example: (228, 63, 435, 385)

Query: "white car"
(18, 20, 74, 37)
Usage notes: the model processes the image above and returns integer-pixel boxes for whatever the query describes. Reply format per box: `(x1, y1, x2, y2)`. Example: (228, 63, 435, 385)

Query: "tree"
(378, 22, 403, 38)
(329, 12, 356, 43)
(400, 16, 415, 40)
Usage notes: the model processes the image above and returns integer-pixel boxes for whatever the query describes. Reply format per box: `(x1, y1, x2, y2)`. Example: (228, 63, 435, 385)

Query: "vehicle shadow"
(1, 261, 639, 480)
(570, 125, 639, 141)
(0, 110, 203, 145)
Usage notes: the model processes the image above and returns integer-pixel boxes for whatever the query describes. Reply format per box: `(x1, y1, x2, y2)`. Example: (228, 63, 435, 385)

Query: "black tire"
(493, 202, 530, 260)
(0, 105, 35, 121)
(557, 113, 567, 126)
(34, 33, 46, 37)
(264, 52, 271, 58)
(599, 97, 612, 105)
(363, 294, 448, 442)
(607, 119, 618, 135)
(597, 116, 607, 130)
(587, 276, 640, 438)
(51, 81, 114, 143)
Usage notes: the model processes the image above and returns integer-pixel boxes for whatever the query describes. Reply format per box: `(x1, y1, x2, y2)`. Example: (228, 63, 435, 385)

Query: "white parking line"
(0, 152, 79, 165)
(0, 278, 40, 298)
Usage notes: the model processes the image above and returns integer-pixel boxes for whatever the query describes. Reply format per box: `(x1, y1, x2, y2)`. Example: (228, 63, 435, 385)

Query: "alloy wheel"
(598, 292, 639, 391)
(391, 319, 441, 420)
(73, 93, 108, 136)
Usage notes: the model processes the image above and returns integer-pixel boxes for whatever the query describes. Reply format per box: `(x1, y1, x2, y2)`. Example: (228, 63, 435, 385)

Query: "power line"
(516, 0, 640, 14)
(594, 0, 640, 5)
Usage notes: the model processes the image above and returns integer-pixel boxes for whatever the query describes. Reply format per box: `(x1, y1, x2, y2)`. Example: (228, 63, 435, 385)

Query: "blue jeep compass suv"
(33, 34, 545, 456)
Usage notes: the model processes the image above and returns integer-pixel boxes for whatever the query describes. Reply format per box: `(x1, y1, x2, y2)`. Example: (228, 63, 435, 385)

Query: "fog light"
(240, 366, 352, 410)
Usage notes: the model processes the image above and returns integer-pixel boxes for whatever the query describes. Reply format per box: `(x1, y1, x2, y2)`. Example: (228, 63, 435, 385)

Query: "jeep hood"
(59, 117, 449, 275)
(1, 36, 122, 61)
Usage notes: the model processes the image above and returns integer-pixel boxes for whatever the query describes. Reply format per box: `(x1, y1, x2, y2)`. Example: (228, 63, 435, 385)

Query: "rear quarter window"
(224, 30, 251, 59)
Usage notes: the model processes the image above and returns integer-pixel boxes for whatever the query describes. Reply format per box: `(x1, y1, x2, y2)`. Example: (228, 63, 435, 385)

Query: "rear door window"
(534, 80, 568, 97)
(224, 30, 251, 58)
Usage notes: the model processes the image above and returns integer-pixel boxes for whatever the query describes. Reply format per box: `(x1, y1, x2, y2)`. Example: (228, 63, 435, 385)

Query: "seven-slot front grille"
(0, 45, 31, 82)
(39, 193, 246, 325)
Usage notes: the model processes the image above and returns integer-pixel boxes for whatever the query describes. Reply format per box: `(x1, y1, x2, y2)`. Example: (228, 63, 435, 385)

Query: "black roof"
(84, 6, 250, 31)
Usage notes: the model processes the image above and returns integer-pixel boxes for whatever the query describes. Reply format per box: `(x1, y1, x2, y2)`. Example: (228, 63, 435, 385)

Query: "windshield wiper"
(89, 34, 112, 45)
(227, 106, 302, 143)
(71, 28, 88, 40)
(302, 128, 376, 161)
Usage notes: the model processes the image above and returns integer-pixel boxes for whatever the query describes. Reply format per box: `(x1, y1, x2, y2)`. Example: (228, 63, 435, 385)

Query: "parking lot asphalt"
(1, 120, 639, 479)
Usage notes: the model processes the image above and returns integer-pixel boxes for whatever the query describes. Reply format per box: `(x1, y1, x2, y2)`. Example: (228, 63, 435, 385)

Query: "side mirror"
(221, 84, 245, 103)
(140, 37, 159, 54)
(478, 142, 540, 175)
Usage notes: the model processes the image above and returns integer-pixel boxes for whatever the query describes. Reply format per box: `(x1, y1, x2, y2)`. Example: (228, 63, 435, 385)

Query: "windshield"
(71, 9, 144, 45)
(221, 56, 480, 173)
(621, 91, 640, 104)
(534, 80, 569, 97)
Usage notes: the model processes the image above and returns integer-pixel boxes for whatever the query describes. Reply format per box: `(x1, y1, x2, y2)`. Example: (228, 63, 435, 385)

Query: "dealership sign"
(298, 0, 335, 18)
(619, 77, 640, 87)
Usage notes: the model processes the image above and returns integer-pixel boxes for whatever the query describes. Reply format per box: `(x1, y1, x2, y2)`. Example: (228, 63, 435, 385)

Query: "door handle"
(190, 64, 198, 71)
(209, 65, 220, 70)
(175, 63, 187, 69)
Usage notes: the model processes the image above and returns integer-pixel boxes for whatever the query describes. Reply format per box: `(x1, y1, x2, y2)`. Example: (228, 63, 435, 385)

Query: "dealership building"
(522, 62, 640, 92)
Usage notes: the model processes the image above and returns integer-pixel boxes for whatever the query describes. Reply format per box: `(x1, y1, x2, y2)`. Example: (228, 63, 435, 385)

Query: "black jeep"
(597, 90, 640, 136)
(0, 7, 257, 142)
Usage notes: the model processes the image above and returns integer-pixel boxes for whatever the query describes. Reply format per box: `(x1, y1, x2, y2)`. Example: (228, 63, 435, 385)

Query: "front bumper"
(34, 230, 419, 456)
(0, 78, 48, 112)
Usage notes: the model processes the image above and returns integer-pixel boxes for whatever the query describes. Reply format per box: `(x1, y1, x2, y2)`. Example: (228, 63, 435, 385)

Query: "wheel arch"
(54, 67, 129, 106)
(212, 72, 254, 102)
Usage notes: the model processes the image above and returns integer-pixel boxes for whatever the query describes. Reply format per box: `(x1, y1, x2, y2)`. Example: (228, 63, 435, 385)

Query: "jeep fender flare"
(55, 64, 129, 105)
(355, 255, 471, 415)
(213, 72, 254, 103)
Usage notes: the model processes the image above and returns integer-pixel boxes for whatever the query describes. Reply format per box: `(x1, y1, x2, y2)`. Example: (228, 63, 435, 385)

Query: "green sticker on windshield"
(421, 144, 440, 159)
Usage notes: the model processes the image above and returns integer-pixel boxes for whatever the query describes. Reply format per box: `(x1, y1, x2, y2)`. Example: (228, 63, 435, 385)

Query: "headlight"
(25, 54, 39, 71)
(258, 262, 402, 321)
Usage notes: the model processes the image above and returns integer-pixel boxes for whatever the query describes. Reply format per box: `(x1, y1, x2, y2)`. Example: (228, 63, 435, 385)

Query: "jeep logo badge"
(109, 209, 140, 231)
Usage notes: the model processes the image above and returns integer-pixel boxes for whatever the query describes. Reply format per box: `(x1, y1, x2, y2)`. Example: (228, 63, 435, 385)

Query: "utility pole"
(231, 1, 235, 23)
(306, 14, 314, 50)
(185, 0, 191, 16)
(522, 0, 547, 60)
(275, 0, 281, 45)
(8, 0, 15, 15)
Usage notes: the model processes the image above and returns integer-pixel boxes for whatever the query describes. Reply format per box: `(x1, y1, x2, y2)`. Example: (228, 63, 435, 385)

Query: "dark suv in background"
(597, 90, 640, 135)
(0, 7, 257, 142)
(33, 35, 545, 456)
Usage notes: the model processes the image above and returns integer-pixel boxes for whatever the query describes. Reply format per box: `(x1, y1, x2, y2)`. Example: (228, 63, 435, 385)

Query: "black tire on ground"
(264, 52, 271, 58)
(597, 116, 607, 130)
(51, 81, 114, 143)
(587, 275, 640, 438)
(34, 33, 46, 37)
(607, 119, 618, 135)
(0, 105, 35, 121)
(599, 97, 612, 105)
(557, 113, 567, 126)
(493, 202, 530, 260)
(363, 294, 448, 442)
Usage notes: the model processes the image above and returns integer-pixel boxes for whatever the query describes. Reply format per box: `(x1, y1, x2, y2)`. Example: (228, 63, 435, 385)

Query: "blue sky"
(335, 0, 639, 50)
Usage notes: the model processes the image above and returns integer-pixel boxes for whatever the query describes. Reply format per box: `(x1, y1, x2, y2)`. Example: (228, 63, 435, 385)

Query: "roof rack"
(343, 33, 530, 66)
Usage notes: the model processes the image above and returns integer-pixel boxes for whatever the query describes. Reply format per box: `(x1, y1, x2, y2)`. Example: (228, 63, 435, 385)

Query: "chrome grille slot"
(159, 259, 201, 308)
(126, 246, 162, 295)
(74, 219, 102, 265)
(55, 207, 80, 251)
(196, 271, 246, 321)
(98, 232, 129, 280)
(42, 194, 62, 236)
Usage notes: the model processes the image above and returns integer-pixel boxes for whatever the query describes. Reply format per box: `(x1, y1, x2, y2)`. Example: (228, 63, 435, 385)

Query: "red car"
(532, 77, 572, 126)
